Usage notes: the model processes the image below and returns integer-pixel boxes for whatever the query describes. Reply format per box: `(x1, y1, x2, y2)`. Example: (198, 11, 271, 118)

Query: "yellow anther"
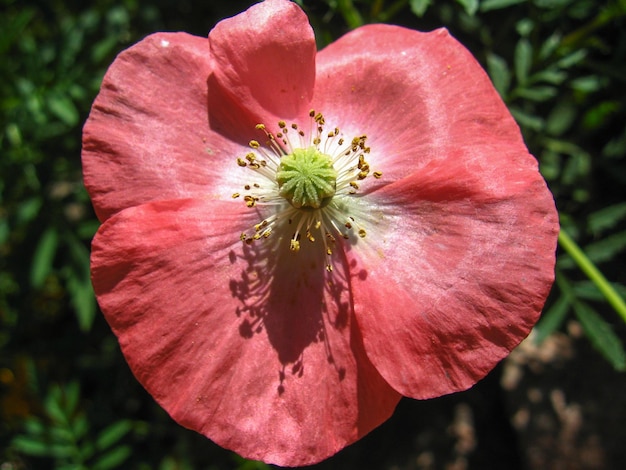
(235, 112, 382, 274)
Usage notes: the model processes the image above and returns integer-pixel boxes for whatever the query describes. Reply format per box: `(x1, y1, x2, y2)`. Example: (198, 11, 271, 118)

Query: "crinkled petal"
(91, 198, 400, 466)
(349, 147, 558, 399)
(82, 32, 245, 222)
(313, 25, 523, 190)
(209, 0, 316, 123)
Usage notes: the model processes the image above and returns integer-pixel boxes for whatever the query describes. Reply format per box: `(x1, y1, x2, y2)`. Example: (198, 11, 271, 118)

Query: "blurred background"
(1, 0, 625, 468)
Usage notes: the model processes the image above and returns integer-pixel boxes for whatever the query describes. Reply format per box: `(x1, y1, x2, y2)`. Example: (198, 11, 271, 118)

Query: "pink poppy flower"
(82, 0, 558, 466)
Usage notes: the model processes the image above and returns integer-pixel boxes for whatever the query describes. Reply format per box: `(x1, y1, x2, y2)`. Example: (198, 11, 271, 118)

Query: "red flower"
(82, 0, 558, 466)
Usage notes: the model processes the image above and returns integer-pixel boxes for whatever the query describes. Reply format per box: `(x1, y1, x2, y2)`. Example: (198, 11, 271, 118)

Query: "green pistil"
(276, 147, 337, 209)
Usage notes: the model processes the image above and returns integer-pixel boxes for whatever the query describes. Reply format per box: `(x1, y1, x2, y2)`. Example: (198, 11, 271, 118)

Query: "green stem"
(561, 3, 626, 49)
(377, 0, 409, 22)
(558, 229, 626, 323)
(337, 0, 364, 29)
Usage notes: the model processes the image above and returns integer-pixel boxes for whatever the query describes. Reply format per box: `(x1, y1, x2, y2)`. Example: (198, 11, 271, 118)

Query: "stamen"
(234, 111, 382, 271)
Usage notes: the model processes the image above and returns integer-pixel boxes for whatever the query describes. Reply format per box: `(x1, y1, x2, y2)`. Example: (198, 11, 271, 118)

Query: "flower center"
(276, 147, 337, 209)
(233, 110, 382, 272)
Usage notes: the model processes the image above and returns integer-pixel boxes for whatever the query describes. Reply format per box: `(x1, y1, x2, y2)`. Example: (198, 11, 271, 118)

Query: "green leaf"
(14, 434, 75, 459)
(546, 100, 577, 136)
(481, 0, 526, 12)
(574, 302, 626, 371)
(72, 414, 90, 441)
(24, 417, 45, 436)
(92, 445, 132, 470)
(533, 0, 574, 8)
(96, 420, 132, 451)
(514, 38, 533, 85)
(588, 202, 626, 235)
(47, 93, 79, 127)
(570, 75, 603, 93)
(531, 68, 567, 85)
(561, 149, 591, 185)
(12, 435, 50, 457)
(582, 100, 620, 130)
(46, 443, 77, 459)
(64, 381, 81, 416)
(65, 270, 97, 332)
(539, 32, 561, 60)
(486, 53, 511, 97)
(79, 441, 96, 462)
(571, 281, 626, 302)
(45, 387, 67, 425)
(77, 219, 100, 240)
(64, 233, 97, 331)
(16, 197, 43, 224)
(534, 295, 570, 343)
(510, 107, 545, 131)
(456, 0, 479, 15)
(539, 150, 561, 180)
(557, 49, 587, 68)
(582, 231, 626, 265)
(515, 85, 558, 101)
(516, 18, 534, 37)
(91, 36, 119, 63)
(409, 0, 431, 17)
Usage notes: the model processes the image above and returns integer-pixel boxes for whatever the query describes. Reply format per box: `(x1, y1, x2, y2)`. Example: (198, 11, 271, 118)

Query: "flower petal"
(313, 25, 523, 187)
(91, 198, 400, 466)
(209, 0, 316, 123)
(350, 148, 558, 399)
(82, 32, 245, 222)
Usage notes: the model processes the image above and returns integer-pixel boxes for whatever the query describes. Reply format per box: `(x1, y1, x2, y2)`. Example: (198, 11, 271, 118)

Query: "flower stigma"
(234, 110, 382, 272)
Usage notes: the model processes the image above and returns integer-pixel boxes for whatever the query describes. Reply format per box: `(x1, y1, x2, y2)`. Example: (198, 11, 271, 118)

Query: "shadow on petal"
(207, 72, 267, 146)
(228, 236, 354, 394)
